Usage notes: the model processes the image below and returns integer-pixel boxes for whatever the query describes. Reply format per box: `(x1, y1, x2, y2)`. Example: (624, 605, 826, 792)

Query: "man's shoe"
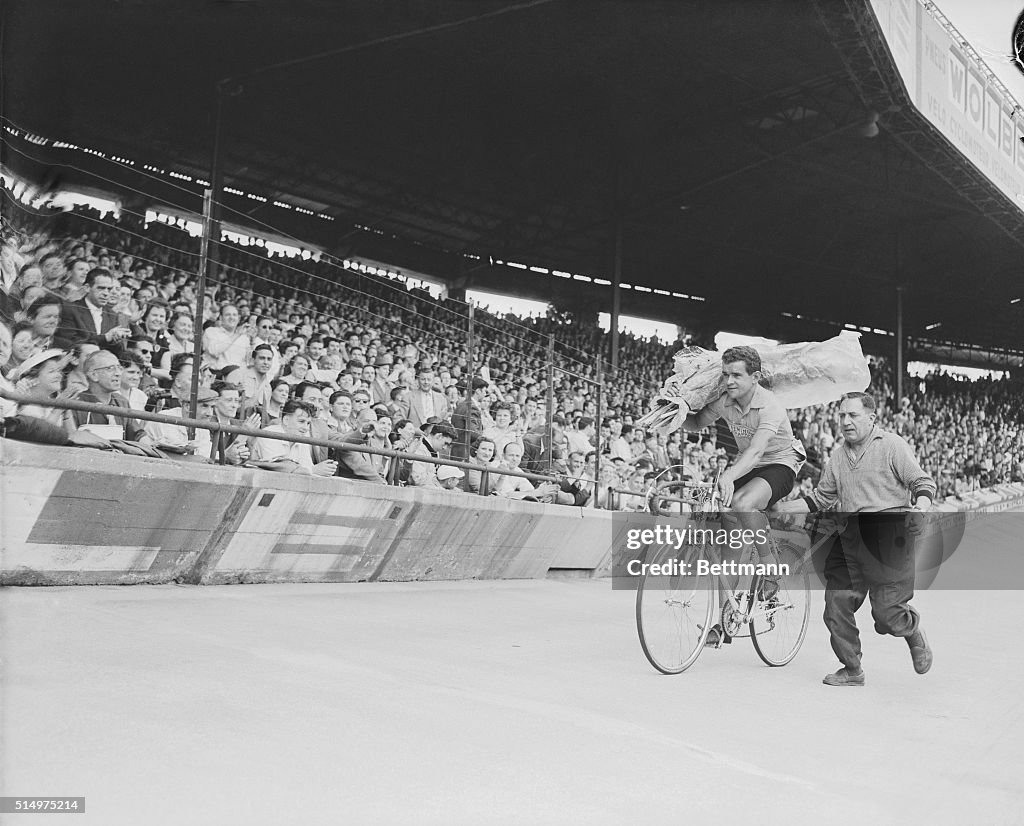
(822, 667, 865, 686)
(907, 629, 933, 674)
(705, 624, 732, 647)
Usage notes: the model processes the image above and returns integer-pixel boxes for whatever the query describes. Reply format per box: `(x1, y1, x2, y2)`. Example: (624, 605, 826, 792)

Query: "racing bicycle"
(636, 477, 811, 674)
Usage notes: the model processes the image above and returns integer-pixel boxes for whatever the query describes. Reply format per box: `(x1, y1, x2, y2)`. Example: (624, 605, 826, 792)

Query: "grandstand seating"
(3, 194, 1022, 507)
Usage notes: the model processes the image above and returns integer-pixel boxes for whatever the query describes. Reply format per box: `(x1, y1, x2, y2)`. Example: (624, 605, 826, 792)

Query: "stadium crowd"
(2, 197, 1023, 509)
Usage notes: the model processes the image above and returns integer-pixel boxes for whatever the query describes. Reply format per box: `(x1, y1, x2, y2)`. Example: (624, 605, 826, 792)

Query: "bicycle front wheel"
(636, 542, 714, 674)
(750, 540, 811, 667)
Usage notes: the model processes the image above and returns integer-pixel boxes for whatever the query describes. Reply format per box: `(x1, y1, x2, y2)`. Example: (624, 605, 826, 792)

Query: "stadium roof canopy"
(5, 0, 1024, 359)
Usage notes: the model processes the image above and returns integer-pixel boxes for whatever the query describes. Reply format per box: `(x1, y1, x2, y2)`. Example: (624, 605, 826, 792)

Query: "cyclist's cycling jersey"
(703, 385, 805, 474)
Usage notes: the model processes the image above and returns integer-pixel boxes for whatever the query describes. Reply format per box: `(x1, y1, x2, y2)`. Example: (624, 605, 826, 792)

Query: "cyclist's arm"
(682, 405, 718, 432)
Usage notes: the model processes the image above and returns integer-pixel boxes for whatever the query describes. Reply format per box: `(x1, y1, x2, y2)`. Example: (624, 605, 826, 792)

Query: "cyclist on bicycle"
(682, 345, 805, 645)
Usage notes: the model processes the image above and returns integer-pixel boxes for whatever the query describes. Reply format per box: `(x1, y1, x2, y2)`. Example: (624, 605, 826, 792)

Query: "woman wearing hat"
(10, 348, 76, 430)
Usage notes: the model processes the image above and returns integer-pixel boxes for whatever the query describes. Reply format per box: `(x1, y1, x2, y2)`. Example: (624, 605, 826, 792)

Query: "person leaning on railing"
(0, 319, 110, 449)
(9, 348, 76, 431)
(69, 349, 151, 444)
(407, 420, 456, 488)
(250, 399, 337, 476)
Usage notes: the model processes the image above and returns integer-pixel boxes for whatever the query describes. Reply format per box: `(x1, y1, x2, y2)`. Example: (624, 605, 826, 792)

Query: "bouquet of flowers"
(636, 331, 872, 435)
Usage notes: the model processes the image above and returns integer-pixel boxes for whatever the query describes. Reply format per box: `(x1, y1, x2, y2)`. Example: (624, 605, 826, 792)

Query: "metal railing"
(0, 388, 569, 495)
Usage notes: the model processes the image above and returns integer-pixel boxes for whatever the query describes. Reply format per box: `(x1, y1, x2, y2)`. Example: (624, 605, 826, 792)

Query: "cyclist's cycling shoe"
(704, 624, 732, 647)
(907, 629, 933, 674)
(758, 576, 780, 602)
(822, 667, 865, 686)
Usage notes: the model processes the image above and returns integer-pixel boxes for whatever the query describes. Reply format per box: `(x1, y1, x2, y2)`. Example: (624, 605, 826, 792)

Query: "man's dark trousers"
(823, 513, 919, 671)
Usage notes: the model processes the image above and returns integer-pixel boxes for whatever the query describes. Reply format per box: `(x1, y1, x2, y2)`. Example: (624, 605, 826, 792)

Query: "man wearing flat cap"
(144, 385, 220, 459)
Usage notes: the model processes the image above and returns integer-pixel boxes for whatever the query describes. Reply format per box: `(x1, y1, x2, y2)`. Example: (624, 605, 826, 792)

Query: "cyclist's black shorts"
(733, 464, 796, 507)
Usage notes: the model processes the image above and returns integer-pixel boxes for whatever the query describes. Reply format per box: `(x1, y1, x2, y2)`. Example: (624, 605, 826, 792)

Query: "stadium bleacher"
(3, 194, 1022, 508)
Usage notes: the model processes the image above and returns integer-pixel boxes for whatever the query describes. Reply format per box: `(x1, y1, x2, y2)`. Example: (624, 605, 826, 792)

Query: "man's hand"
(105, 326, 132, 344)
(533, 482, 560, 501)
(717, 475, 735, 508)
(225, 440, 250, 465)
(312, 459, 338, 477)
(906, 504, 930, 536)
(14, 377, 38, 395)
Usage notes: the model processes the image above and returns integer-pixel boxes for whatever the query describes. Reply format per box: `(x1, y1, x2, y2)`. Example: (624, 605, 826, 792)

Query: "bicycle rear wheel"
(750, 540, 811, 667)
(636, 542, 714, 674)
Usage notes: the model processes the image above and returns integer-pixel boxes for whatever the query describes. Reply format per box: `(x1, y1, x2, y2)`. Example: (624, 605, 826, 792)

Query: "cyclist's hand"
(718, 476, 735, 508)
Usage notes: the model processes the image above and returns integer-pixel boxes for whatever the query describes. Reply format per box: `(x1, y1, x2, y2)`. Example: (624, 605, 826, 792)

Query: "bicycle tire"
(750, 540, 811, 667)
(636, 541, 714, 674)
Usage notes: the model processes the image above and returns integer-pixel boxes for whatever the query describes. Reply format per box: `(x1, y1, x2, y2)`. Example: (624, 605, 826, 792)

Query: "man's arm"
(890, 438, 937, 507)
(333, 437, 387, 484)
(682, 405, 718, 432)
(408, 447, 443, 488)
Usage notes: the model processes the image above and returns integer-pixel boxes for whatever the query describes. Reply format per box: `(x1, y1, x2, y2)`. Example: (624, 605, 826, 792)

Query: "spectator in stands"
(56, 268, 131, 348)
(160, 353, 195, 412)
(38, 252, 66, 292)
(208, 380, 254, 465)
(145, 386, 219, 458)
(564, 451, 588, 484)
(252, 399, 337, 475)
(521, 412, 568, 474)
(365, 410, 393, 479)
(0, 320, 108, 449)
(135, 303, 170, 362)
(282, 352, 313, 387)
(62, 341, 99, 396)
(327, 390, 355, 435)
(482, 401, 519, 460)
(10, 348, 75, 430)
(567, 416, 595, 457)
(155, 312, 194, 382)
(493, 441, 560, 502)
(369, 356, 396, 405)
(437, 465, 465, 491)
(256, 378, 291, 427)
(406, 363, 449, 428)
(450, 376, 488, 461)
(408, 420, 456, 488)
(24, 295, 63, 350)
(118, 351, 150, 411)
(386, 385, 408, 421)
(0, 320, 18, 417)
(351, 388, 373, 422)
(241, 343, 275, 407)
(294, 381, 334, 463)
(203, 302, 251, 369)
(463, 436, 497, 494)
(125, 336, 160, 397)
(334, 417, 388, 484)
(70, 349, 149, 443)
(6, 321, 38, 376)
(616, 423, 634, 456)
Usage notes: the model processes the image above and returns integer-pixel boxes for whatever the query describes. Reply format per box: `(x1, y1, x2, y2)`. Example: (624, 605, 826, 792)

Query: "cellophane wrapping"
(635, 331, 871, 436)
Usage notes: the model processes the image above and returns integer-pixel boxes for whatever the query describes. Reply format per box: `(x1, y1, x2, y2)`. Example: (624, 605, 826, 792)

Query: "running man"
(773, 392, 935, 686)
(684, 346, 805, 645)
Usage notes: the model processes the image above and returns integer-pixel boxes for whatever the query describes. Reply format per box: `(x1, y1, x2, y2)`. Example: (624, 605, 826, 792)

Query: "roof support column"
(896, 284, 904, 404)
(611, 218, 622, 372)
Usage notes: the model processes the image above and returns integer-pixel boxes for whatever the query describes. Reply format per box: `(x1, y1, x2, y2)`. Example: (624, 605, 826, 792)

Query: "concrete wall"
(1, 441, 617, 586)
